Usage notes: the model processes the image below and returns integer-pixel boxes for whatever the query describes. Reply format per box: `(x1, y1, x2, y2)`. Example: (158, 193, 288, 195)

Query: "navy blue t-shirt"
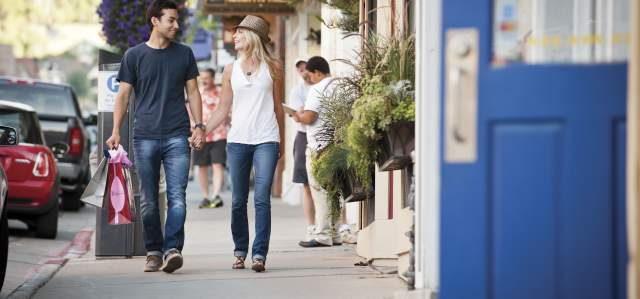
(117, 42, 199, 139)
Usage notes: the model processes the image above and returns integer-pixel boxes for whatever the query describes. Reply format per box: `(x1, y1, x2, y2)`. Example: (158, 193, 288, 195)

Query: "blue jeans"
(133, 136, 190, 256)
(227, 142, 279, 262)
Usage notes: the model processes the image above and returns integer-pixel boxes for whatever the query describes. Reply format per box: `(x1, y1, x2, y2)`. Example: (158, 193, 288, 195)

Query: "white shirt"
(227, 60, 280, 144)
(288, 81, 310, 132)
(304, 77, 335, 151)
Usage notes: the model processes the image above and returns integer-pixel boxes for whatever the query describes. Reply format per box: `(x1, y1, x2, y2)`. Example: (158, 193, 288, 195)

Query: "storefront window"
(493, 0, 630, 65)
(367, 0, 377, 34)
(406, 0, 415, 34)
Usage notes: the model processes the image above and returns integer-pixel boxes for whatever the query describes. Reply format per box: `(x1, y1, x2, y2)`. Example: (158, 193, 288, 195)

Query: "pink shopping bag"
(106, 145, 135, 225)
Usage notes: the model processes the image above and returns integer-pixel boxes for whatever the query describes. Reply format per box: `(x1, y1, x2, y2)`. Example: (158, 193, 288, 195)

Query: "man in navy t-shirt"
(106, 0, 205, 274)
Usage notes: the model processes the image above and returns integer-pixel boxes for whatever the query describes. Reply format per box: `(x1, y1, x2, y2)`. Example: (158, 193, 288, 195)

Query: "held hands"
(189, 128, 205, 150)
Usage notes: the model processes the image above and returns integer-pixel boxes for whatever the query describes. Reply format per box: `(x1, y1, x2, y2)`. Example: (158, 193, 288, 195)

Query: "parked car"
(0, 77, 92, 210)
(83, 111, 98, 154)
(0, 101, 66, 239)
(0, 125, 18, 291)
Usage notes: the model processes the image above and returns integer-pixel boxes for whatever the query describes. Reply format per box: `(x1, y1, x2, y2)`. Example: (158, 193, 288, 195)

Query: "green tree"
(0, 0, 101, 58)
(68, 70, 89, 100)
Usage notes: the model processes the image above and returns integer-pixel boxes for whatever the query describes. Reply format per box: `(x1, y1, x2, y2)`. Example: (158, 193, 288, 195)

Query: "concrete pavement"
(33, 172, 406, 298)
(2, 204, 96, 299)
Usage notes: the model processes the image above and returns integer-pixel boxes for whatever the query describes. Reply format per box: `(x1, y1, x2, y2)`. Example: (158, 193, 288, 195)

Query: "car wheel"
(61, 189, 83, 211)
(0, 211, 8, 291)
(35, 202, 58, 239)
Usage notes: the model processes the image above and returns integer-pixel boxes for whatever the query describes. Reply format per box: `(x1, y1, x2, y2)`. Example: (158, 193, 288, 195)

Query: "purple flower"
(98, 0, 190, 53)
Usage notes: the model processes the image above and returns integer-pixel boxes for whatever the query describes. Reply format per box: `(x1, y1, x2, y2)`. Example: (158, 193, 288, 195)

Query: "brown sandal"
(251, 259, 265, 272)
(232, 256, 246, 269)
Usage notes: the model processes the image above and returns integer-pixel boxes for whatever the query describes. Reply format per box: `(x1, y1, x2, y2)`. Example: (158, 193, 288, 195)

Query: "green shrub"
(310, 144, 349, 219)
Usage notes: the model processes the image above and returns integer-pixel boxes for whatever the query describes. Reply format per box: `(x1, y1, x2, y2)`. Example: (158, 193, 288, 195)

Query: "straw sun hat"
(234, 15, 271, 43)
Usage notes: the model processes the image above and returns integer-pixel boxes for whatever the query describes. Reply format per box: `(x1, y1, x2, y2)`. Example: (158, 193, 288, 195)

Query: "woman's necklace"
(245, 64, 259, 80)
(246, 64, 258, 77)
(242, 61, 259, 86)
(242, 58, 255, 76)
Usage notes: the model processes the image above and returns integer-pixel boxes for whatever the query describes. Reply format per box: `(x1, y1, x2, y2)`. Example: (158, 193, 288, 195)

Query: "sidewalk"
(2, 204, 96, 299)
(33, 175, 405, 299)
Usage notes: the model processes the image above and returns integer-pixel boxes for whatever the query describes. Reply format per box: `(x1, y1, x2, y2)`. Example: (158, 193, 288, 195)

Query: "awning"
(202, 0, 295, 15)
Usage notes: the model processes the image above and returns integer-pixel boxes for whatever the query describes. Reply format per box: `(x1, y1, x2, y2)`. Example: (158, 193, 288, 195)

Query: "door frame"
(415, 0, 442, 292)
(628, 0, 639, 297)
(416, 0, 639, 295)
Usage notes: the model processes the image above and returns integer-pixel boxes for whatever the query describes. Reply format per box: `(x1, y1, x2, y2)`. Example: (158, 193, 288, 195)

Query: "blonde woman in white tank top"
(204, 15, 284, 273)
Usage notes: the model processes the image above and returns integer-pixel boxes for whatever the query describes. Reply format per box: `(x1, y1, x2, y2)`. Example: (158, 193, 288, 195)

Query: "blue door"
(439, 1, 629, 299)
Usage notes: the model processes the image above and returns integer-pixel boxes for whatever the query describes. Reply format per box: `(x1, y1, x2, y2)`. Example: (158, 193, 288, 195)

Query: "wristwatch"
(193, 123, 205, 130)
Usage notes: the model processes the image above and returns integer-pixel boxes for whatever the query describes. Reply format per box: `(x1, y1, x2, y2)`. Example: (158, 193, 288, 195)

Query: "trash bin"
(95, 52, 168, 256)
(94, 61, 145, 257)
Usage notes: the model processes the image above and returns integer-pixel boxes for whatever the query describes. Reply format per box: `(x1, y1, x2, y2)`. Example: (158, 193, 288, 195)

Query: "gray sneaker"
(144, 255, 162, 272)
(198, 198, 211, 209)
(161, 250, 184, 273)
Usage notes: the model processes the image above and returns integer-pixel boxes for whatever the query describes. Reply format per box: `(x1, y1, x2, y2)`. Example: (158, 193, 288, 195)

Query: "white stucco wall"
(320, 4, 361, 226)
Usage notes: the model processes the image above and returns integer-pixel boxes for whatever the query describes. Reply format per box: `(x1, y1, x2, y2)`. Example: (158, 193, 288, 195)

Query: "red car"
(0, 100, 65, 239)
(0, 125, 18, 291)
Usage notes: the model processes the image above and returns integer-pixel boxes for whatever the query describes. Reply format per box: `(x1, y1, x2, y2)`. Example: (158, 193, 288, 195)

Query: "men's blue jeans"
(227, 142, 279, 262)
(133, 136, 190, 257)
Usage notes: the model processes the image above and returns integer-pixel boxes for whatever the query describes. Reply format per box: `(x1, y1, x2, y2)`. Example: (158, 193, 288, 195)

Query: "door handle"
(445, 28, 478, 163)
(449, 66, 467, 143)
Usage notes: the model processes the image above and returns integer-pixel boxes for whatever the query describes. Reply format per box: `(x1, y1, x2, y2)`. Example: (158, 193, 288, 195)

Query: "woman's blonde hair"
(239, 29, 280, 78)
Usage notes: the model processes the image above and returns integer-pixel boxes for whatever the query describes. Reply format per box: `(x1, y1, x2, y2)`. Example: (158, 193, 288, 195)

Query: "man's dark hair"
(305, 56, 330, 74)
(203, 68, 215, 79)
(147, 0, 178, 27)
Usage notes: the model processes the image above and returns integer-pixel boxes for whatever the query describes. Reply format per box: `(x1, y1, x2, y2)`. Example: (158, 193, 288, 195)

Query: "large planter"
(340, 170, 374, 203)
(377, 121, 415, 171)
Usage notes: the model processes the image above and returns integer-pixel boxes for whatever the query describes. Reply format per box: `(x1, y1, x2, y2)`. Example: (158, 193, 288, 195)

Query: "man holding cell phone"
(287, 58, 317, 244)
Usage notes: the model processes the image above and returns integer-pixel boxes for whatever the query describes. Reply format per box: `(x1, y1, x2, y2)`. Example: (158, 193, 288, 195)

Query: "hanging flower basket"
(377, 121, 415, 171)
(97, 0, 191, 53)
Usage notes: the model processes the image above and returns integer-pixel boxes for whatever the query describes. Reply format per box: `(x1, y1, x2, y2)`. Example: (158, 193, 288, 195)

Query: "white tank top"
(227, 60, 280, 144)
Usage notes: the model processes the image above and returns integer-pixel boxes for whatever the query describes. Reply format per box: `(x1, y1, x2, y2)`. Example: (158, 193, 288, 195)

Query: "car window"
(0, 110, 42, 144)
(0, 84, 76, 117)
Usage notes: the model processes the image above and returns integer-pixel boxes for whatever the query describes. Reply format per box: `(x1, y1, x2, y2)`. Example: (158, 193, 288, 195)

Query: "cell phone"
(282, 103, 298, 116)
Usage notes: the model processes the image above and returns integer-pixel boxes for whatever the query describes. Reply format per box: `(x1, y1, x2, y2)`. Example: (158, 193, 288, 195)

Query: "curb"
(6, 228, 93, 299)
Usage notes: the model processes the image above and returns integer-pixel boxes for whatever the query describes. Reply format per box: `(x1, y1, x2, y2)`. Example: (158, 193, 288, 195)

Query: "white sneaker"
(308, 227, 333, 246)
(339, 224, 358, 244)
(303, 225, 316, 242)
(332, 227, 343, 245)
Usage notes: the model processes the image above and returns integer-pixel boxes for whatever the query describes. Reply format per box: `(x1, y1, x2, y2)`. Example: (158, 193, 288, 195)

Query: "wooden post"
(271, 15, 286, 198)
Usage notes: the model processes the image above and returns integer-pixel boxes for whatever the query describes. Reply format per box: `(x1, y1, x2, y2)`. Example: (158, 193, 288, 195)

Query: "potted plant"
(376, 80, 415, 171)
(287, 0, 360, 33)
(309, 76, 373, 217)
(345, 33, 415, 173)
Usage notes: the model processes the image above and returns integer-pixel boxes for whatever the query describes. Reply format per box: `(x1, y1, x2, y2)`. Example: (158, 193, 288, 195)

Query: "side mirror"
(50, 142, 70, 156)
(0, 126, 19, 146)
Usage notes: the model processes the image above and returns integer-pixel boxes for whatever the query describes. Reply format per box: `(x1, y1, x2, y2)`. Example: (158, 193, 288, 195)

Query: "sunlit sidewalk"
(32, 179, 405, 299)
